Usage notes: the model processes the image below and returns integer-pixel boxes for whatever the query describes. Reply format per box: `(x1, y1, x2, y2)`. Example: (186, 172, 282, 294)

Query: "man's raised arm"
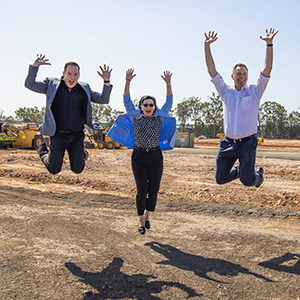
(24, 54, 51, 93)
(204, 31, 218, 79)
(260, 28, 279, 77)
(32, 54, 51, 68)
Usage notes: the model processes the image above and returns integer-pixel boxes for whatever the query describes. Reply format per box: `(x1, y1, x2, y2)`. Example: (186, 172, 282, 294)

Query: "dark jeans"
(40, 131, 85, 174)
(131, 149, 163, 216)
(215, 135, 262, 187)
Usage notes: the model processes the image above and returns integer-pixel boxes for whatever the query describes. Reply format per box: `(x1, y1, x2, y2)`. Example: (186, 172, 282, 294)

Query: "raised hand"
(260, 28, 279, 44)
(125, 68, 136, 82)
(161, 70, 172, 84)
(33, 54, 51, 67)
(97, 64, 113, 81)
(204, 31, 218, 45)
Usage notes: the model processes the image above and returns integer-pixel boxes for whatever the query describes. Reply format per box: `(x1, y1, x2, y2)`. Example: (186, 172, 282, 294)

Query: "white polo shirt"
(211, 72, 269, 139)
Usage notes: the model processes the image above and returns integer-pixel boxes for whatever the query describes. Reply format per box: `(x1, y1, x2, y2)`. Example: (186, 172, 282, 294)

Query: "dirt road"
(0, 139, 300, 299)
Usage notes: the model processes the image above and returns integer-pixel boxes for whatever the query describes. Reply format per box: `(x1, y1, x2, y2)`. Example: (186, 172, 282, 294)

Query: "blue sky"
(0, 0, 298, 118)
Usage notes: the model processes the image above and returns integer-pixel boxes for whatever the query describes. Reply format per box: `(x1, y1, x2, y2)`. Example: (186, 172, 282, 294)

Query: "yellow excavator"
(84, 126, 121, 150)
(0, 123, 16, 148)
(92, 127, 121, 149)
(0, 123, 49, 149)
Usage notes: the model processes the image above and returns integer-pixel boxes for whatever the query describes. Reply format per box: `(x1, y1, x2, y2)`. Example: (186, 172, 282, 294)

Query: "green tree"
(92, 103, 123, 128)
(168, 109, 175, 117)
(14, 106, 45, 124)
(287, 109, 300, 139)
(0, 109, 5, 122)
(200, 92, 223, 137)
(188, 96, 202, 130)
(175, 98, 192, 132)
(132, 98, 139, 108)
(3, 116, 17, 124)
(259, 101, 288, 138)
(0, 109, 17, 124)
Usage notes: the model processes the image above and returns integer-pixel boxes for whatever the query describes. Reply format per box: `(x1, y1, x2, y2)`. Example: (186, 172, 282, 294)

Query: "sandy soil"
(0, 139, 300, 299)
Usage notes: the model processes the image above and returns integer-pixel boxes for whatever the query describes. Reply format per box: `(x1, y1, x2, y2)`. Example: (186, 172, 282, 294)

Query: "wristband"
(267, 44, 273, 47)
(104, 80, 110, 83)
(167, 83, 171, 86)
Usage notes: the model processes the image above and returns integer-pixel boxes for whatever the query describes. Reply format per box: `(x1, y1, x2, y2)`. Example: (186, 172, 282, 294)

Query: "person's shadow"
(259, 252, 300, 274)
(65, 257, 202, 299)
(144, 242, 272, 283)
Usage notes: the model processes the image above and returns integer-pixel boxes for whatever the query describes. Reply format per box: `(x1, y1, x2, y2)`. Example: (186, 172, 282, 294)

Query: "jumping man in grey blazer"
(25, 54, 113, 174)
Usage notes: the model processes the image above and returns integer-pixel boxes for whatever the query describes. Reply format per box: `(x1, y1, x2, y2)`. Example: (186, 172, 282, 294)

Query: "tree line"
(174, 93, 300, 139)
(1, 92, 299, 139)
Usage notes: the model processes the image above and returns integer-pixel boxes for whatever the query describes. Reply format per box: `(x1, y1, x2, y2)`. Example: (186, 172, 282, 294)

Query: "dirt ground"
(0, 139, 300, 299)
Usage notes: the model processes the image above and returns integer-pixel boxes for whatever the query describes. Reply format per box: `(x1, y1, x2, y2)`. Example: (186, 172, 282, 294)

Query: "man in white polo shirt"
(204, 28, 278, 188)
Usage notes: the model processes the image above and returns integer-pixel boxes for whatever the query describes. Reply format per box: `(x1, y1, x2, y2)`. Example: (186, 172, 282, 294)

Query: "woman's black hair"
(139, 95, 157, 110)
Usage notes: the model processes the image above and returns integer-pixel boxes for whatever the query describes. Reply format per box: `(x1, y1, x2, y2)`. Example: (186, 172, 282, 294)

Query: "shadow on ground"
(65, 257, 202, 299)
(259, 252, 300, 274)
(144, 241, 272, 283)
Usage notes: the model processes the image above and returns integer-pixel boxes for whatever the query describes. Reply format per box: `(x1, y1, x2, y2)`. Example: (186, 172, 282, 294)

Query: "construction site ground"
(0, 139, 300, 299)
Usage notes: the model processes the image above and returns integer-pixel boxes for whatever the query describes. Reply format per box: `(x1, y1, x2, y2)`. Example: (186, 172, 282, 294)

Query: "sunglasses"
(143, 103, 155, 107)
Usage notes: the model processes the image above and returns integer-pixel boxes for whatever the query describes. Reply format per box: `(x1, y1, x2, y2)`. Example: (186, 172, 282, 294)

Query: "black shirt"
(51, 80, 87, 132)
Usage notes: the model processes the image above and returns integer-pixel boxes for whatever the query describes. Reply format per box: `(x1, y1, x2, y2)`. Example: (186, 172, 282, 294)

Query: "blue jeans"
(40, 131, 85, 174)
(215, 135, 262, 187)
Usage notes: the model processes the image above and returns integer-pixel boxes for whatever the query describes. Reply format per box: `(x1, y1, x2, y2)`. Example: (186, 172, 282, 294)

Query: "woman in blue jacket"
(108, 68, 176, 234)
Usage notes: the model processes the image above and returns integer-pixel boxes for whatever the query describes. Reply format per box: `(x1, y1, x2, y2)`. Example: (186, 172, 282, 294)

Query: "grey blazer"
(24, 65, 113, 137)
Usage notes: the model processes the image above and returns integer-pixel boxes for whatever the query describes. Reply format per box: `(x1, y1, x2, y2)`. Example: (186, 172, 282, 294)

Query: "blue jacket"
(108, 94, 176, 151)
(24, 65, 113, 137)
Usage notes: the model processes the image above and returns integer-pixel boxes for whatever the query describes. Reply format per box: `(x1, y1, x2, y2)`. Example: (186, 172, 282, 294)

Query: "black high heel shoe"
(145, 220, 150, 230)
(138, 226, 146, 235)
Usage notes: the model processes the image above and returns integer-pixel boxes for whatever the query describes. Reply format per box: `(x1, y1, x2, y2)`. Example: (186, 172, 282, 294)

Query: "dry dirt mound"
(1, 141, 300, 210)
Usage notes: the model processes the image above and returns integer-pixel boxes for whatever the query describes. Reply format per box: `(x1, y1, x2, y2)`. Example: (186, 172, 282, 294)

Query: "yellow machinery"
(216, 133, 264, 144)
(216, 133, 225, 139)
(1, 123, 49, 149)
(83, 130, 98, 149)
(0, 134, 16, 149)
(84, 127, 121, 150)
